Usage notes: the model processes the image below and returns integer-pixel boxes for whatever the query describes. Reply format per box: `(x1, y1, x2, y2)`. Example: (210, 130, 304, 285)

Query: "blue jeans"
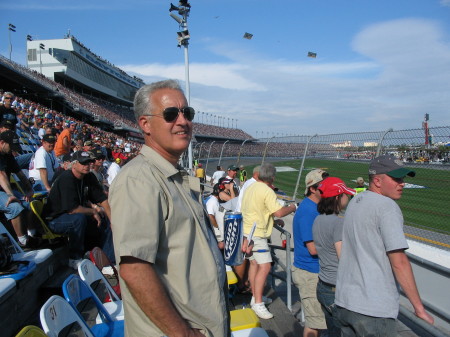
(48, 213, 115, 263)
(316, 280, 341, 337)
(335, 306, 397, 337)
(0, 190, 29, 220)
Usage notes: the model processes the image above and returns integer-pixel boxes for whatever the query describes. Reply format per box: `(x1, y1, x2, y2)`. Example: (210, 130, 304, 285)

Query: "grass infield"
(249, 158, 450, 234)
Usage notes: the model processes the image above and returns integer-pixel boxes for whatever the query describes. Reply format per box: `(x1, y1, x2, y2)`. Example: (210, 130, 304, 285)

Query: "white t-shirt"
(211, 170, 225, 184)
(235, 177, 256, 212)
(107, 162, 121, 185)
(28, 146, 59, 183)
(206, 196, 225, 242)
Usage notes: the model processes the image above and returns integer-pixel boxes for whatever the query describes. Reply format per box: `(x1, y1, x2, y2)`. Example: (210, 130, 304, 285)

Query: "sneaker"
(250, 295, 273, 306)
(68, 259, 83, 270)
(252, 303, 273, 319)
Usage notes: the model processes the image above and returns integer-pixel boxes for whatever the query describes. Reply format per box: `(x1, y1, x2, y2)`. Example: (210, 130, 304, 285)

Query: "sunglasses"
(143, 107, 195, 122)
(4, 97, 12, 100)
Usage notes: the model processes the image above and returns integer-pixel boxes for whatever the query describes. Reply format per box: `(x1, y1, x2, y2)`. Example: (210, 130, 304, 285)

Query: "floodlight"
(39, 43, 45, 50)
(179, 0, 191, 8)
(26, 35, 33, 41)
(8, 23, 16, 32)
(170, 13, 183, 24)
(169, 3, 179, 12)
(243, 32, 253, 40)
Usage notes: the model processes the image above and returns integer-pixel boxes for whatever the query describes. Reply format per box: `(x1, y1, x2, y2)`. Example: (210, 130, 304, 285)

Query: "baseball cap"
(115, 158, 121, 164)
(0, 130, 21, 152)
(62, 153, 72, 162)
(318, 177, 356, 198)
(71, 151, 95, 164)
(369, 154, 415, 178)
(304, 168, 328, 194)
(42, 134, 56, 144)
(356, 177, 365, 184)
(92, 148, 105, 159)
(84, 140, 93, 147)
(227, 165, 239, 171)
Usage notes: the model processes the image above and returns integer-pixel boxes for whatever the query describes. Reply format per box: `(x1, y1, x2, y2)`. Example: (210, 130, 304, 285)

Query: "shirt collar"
(139, 145, 184, 179)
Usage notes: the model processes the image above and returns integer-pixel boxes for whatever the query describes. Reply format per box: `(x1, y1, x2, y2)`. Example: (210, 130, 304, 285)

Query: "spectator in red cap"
(312, 177, 355, 336)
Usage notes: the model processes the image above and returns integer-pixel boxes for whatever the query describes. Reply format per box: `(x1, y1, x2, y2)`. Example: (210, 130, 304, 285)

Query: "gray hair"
(3, 92, 14, 98)
(133, 79, 183, 122)
(253, 165, 261, 174)
(258, 163, 276, 184)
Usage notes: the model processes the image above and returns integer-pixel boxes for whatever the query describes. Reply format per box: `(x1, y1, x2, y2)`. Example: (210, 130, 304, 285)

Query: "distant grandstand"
(1, 32, 255, 145)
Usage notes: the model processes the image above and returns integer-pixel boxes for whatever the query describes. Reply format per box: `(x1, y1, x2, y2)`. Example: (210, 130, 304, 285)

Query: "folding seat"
(40, 295, 124, 337)
(78, 259, 123, 322)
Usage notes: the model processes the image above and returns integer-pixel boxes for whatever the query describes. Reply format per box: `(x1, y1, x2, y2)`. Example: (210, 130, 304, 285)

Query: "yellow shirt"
(241, 181, 282, 238)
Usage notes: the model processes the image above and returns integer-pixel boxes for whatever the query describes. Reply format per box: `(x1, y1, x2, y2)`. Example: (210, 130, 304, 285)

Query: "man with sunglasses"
(44, 151, 114, 269)
(110, 80, 239, 337)
(0, 92, 18, 128)
(335, 155, 434, 336)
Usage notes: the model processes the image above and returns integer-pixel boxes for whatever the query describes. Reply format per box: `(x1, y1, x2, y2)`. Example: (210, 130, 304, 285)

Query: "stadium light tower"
(8, 23, 16, 60)
(169, 1, 193, 172)
(39, 43, 45, 74)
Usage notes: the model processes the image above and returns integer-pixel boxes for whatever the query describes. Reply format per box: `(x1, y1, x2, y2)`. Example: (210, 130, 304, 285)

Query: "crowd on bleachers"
(0, 55, 255, 141)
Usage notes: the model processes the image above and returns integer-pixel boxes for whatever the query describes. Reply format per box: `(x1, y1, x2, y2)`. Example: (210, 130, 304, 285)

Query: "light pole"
(169, 0, 193, 172)
(8, 23, 16, 60)
(218, 140, 229, 166)
(39, 43, 45, 74)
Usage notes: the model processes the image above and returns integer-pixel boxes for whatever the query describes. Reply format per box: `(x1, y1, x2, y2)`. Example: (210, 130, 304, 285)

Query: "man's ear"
(138, 116, 151, 135)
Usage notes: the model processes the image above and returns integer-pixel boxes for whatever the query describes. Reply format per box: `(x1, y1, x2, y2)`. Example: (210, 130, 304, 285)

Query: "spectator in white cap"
(292, 168, 329, 337)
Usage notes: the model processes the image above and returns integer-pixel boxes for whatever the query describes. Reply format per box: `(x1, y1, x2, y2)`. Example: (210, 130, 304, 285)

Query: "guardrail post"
(376, 128, 393, 156)
(292, 134, 317, 201)
(218, 140, 229, 167)
(205, 141, 215, 174)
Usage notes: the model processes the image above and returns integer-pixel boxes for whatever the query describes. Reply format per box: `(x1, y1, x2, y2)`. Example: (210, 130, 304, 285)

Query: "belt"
(318, 278, 336, 291)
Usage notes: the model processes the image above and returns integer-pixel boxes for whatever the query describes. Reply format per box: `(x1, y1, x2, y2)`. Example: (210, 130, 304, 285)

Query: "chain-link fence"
(193, 126, 450, 245)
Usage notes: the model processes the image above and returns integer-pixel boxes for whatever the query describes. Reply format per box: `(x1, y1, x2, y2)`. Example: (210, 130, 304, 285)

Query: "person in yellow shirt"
(195, 163, 206, 192)
(241, 162, 296, 319)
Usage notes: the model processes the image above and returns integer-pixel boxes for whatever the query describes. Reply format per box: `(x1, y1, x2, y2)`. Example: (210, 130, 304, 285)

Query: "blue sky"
(2, 0, 450, 137)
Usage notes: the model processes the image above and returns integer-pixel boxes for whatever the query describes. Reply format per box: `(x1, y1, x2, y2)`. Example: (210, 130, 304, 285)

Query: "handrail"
(271, 224, 293, 312)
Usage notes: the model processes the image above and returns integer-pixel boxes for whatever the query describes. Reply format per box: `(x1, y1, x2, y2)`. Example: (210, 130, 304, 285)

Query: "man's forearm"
(17, 171, 33, 193)
(389, 251, 426, 315)
(0, 171, 14, 195)
(39, 168, 51, 190)
(120, 258, 194, 336)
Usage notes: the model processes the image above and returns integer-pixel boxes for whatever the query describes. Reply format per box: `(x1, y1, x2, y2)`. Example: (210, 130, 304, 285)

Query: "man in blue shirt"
(293, 169, 329, 337)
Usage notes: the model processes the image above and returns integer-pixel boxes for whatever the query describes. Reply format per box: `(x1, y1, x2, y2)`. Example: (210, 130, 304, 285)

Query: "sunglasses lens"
(183, 107, 195, 121)
(162, 107, 195, 122)
(162, 107, 180, 122)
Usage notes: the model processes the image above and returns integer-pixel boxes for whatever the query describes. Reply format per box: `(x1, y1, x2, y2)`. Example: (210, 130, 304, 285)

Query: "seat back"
(15, 325, 47, 337)
(89, 247, 121, 298)
(78, 259, 120, 303)
(62, 274, 113, 324)
(40, 295, 95, 337)
(29, 200, 64, 241)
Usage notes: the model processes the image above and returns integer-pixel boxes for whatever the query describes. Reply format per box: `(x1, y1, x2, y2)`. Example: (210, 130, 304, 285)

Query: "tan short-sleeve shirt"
(109, 145, 228, 337)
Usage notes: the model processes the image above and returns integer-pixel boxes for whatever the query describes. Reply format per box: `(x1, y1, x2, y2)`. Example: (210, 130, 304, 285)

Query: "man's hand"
(242, 237, 253, 256)
(24, 190, 34, 202)
(92, 211, 102, 227)
(274, 219, 285, 227)
(5, 194, 19, 206)
(218, 241, 225, 250)
(415, 310, 434, 325)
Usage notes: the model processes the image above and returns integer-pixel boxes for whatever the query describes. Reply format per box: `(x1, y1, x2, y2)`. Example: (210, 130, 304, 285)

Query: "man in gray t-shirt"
(335, 155, 433, 336)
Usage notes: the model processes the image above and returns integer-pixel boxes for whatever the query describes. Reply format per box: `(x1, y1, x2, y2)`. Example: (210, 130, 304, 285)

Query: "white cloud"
(440, 0, 450, 7)
(121, 18, 450, 136)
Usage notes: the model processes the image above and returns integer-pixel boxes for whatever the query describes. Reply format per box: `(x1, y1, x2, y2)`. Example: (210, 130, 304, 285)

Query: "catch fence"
(193, 126, 450, 242)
